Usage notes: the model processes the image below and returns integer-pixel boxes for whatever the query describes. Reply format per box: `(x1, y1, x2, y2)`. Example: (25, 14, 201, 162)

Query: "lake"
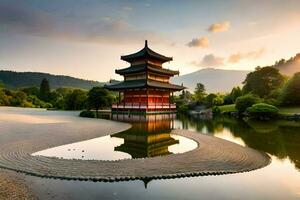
(1, 108, 300, 200)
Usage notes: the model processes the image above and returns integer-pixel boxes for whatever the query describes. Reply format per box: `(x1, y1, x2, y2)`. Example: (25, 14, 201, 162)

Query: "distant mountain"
(172, 68, 250, 93)
(271, 53, 300, 76)
(0, 70, 105, 89)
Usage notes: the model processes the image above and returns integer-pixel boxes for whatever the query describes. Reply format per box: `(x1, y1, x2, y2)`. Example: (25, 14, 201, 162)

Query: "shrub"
(235, 94, 259, 114)
(246, 103, 279, 120)
(79, 110, 96, 118)
(212, 106, 221, 115)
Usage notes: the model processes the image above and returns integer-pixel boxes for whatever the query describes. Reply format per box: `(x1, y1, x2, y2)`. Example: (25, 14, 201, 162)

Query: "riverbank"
(217, 104, 300, 121)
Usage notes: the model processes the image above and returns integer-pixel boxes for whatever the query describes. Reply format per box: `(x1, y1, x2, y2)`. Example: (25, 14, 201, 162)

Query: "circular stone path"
(0, 108, 271, 182)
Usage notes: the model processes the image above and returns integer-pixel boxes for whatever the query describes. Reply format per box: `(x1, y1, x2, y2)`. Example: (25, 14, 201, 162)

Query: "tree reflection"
(178, 114, 300, 171)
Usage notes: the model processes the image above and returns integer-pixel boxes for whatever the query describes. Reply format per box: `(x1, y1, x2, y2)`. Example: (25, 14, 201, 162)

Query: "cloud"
(192, 54, 225, 67)
(187, 37, 209, 48)
(0, 2, 166, 45)
(0, 3, 56, 36)
(228, 48, 265, 63)
(208, 21, 230, 32)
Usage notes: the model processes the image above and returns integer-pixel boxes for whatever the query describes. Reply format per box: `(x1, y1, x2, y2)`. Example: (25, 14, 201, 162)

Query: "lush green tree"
(55, 88, 73, 98)
(203, 93, 217, 108)
(212, 96, 224, 106)
(10, 91, 27, 106)
(179, 90, 194, 102)
(0, 80, 4, 88)
(87, 87, 113, 116)
(21, 87, 39, 96)
(65, 89, 87, 110)
(223, 94, 233, 105)
(230, 86, 242, 102)
(194, 83, 206, 103)
(243, 67, 285, 97)
(280, 72, 300, 106)
(39, 78, 50, 101)
(235, 94, 260, 114)
(0, 89, 9, 106)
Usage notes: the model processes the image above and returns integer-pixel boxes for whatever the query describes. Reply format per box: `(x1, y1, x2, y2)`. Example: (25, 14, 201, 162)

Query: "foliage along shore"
(175, 62, 300, 121)
(0, 78, 114, 112)
(1, 55, 300, 122)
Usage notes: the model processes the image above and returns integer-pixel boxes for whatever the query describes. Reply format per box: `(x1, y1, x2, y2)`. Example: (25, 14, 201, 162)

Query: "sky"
(0, 0, 300, 82)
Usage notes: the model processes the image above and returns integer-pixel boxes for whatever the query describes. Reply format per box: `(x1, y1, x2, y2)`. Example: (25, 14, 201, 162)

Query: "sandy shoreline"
(0, 169, 35, 199)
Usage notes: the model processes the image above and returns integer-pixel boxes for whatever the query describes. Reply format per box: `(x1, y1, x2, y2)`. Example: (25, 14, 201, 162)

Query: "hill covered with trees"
(269, 53, 300, 76)
(0, 70, 105, 89)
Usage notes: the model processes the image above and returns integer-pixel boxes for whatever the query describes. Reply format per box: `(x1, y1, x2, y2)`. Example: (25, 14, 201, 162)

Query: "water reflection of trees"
(178, 114, 300, 171)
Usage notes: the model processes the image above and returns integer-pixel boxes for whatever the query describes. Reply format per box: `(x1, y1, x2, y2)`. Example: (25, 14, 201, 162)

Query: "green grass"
(279, 107, 300, 115)
(218, 104, 236, 113)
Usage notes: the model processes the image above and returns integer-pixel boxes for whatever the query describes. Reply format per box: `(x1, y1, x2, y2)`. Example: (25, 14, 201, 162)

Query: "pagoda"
(105, 40, 184, 113)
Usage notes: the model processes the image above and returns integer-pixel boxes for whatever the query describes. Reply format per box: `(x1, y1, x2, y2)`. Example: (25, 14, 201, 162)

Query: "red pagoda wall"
(123, 90, 170, 105)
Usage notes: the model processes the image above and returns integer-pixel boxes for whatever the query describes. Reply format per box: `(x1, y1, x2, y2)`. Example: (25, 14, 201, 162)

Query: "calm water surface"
(2, 108, 300, 200)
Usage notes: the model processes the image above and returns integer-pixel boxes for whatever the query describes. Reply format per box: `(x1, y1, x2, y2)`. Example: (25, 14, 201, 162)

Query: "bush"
(79, 110, 96, 118)
(246, 103, 279, 120)
(212, 106, 221, 115)
(235, 94, 260, 114)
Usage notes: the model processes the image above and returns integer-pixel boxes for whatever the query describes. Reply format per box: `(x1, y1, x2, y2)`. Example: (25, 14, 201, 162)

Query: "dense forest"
(0, 70, 105, 89)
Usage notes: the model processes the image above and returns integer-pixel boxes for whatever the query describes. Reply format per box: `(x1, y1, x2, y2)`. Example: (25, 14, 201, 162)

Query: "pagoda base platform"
(111, 103, 177, 114)
(111, 109, 177, 115)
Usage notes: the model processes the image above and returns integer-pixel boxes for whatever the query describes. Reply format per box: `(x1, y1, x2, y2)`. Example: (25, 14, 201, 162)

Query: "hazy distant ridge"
(0, 70, 104, 89)
(172, 68, 250, 93)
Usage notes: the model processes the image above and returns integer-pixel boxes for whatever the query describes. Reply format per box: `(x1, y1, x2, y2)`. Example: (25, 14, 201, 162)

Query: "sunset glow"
(1, 0, 300, 81)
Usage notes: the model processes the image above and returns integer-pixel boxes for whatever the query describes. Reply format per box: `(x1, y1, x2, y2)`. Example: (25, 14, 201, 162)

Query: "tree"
(0, 89, 9, 106)
(203, 93, 217, 108)
(21, 87, 39, 96)
(65, 89, 87, 110)
(194, 83, 206, 103)
(243, 67, 285, 97)
(39, 78, 50, 101)
(10, 91, 27, 106)
(87, 87, 113, 117)
(230, 86, 242, 103)
(212, 96, 224, 106)
(280, 72, 300, 106)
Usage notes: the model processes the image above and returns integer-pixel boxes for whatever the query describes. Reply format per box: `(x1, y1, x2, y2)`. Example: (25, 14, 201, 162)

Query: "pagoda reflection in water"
(111, 114, 178, 158)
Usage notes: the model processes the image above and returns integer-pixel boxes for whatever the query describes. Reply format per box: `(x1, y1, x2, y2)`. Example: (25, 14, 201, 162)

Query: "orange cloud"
(187, 37, 209, 48)
(192, 54, 225, 67)
(208, 21, 230, 32)
(228, 48, 265, 63)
